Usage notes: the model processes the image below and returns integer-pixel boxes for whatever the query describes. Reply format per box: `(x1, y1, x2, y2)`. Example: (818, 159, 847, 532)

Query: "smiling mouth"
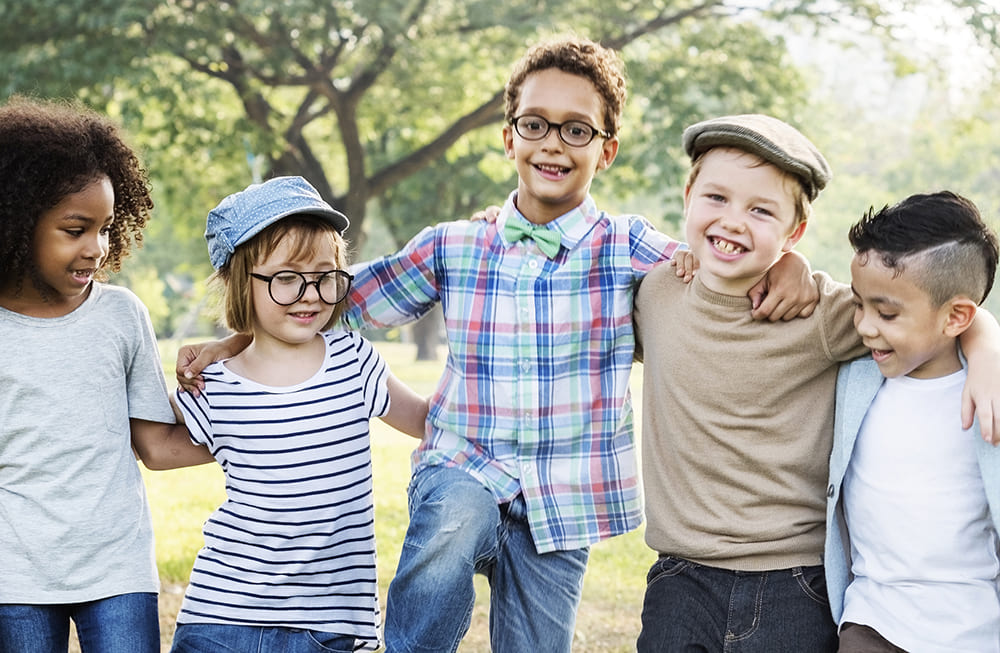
(710, 237, 746, 255)
(535, 163, 570, 176)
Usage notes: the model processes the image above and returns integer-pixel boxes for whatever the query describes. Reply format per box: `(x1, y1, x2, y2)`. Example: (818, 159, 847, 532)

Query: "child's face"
(26, 175, 114, 314)
(850, 252, 962, 379)
(683, 148, 805, 295)
(250, 234, 340, 348)
(503, 68, 618, 224)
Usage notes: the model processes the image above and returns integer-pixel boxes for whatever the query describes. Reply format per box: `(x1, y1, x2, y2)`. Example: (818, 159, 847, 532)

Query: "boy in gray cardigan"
(825, 191, 1000, 652)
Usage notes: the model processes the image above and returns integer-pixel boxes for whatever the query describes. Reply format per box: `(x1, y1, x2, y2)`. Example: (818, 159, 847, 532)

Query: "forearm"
(380, 375, 429, 439)
(131, 418, 214, 470)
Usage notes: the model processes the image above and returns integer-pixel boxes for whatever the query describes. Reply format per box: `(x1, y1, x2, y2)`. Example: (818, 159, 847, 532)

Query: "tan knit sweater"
(633, 267, 865, 570)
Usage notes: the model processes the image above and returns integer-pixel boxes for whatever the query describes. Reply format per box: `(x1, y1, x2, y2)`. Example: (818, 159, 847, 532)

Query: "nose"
(82, 231, 109, 261)
(718, 209, 745, 233)
(540, 126, 564, 150)
(300, 279, 322, 302)
(853, 306, 876, 338)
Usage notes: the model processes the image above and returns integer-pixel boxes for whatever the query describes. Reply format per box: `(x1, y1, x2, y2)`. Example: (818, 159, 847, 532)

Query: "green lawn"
(140, 340, 652, 652)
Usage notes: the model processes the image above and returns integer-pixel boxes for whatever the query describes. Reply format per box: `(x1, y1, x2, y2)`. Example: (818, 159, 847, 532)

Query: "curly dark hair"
(0, 95, 153, 288)
(504, 36, 627, 138)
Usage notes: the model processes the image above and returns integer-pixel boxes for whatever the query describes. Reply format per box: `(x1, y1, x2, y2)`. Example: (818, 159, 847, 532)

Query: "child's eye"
(706, 194, 725, 202)
(879, 312, 897, 321)
(64, 228, 84, 237)
(751, 207, 774, 218)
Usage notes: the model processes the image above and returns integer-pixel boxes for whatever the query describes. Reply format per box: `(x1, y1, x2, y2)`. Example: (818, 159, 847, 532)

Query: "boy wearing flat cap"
(633, 115, 1000, 650)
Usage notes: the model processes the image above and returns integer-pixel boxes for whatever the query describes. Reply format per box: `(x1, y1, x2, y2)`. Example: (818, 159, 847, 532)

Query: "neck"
(228, 332, 326, 386)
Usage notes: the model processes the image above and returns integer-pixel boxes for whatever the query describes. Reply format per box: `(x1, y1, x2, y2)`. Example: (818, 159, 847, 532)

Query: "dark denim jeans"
(637, 556, 838, 653)
(0, 592, 159, 653)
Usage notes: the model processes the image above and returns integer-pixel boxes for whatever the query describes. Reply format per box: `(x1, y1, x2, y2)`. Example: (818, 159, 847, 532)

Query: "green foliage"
(3, 0, 1000, 332)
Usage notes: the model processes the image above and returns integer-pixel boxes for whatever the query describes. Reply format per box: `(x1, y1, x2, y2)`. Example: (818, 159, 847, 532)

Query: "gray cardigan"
(824, 356, 1000, 622)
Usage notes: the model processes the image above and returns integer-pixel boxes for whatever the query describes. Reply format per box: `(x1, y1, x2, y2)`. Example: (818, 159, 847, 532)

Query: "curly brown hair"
(504, 36, 627, 138)
(0, 95, 153, 288)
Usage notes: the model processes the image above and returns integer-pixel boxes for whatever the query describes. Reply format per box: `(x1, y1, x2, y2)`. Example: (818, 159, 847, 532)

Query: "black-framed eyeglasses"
(250, 270, 353, 306)
(510, 114, 610, 147)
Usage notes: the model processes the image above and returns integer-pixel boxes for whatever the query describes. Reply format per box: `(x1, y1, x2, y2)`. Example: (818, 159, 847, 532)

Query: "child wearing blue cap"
(170, 176, 428, 653)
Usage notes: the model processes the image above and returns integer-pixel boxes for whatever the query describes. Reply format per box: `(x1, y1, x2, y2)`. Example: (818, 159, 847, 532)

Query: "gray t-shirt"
(0, 283, 174, 603)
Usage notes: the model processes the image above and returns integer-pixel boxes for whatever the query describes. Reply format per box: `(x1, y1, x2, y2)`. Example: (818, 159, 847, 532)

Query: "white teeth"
(712, 238, 745, 254)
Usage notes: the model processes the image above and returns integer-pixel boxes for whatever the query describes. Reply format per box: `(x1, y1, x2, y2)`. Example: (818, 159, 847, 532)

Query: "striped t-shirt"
(174, 330, 390, 649)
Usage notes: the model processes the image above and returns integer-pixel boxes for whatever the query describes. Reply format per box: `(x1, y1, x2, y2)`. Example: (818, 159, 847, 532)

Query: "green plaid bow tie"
(503, 220, 562, 258)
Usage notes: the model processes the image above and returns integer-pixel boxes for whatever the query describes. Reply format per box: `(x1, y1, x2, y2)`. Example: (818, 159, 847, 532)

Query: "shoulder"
(634, 264, 687, 322)
(93, 283, 149, 316)
(814, 272, 852, 305)
(836, 356, 882, 396)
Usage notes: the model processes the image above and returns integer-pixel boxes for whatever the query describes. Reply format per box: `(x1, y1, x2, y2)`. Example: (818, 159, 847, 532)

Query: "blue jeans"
(636, 556, 838, 653)
(0, 592, 158, 653)
(171, 624, 355, 652)
(383, 465, 589, 653)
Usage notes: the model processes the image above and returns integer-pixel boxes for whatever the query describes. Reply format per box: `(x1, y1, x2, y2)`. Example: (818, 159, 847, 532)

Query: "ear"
(502, 124, 515, 160)
(781, 220, 808, 252)
(943, 297, 978, 337)
(596, 136, 620, 171)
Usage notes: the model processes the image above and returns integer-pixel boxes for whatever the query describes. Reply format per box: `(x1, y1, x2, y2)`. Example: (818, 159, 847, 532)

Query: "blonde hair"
(213, 215, 349, 334)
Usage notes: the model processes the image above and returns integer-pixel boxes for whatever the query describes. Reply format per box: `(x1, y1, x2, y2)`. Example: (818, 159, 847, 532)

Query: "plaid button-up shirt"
(343, 192, 682, 552)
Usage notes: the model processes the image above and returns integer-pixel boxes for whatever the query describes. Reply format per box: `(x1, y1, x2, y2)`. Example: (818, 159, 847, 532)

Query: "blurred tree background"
(2, 0, 999, 350)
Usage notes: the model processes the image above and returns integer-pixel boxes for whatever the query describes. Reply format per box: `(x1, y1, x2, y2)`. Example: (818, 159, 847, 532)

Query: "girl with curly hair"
(0, 96, 211, 653)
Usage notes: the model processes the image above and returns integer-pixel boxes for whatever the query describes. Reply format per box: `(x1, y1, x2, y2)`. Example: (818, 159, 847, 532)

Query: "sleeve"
(123, 292, 176, 424)
(349, 333, 391, 420)
(342, 225, 443, 330)
(628, 214, 685, 280)
(173, 384, 214, 448)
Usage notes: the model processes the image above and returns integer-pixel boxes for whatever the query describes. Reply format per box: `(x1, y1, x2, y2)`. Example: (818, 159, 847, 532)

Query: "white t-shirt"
(174, 330, 391, 650)
(0, 283, 174, 603)
(842, 370, 1000, 652)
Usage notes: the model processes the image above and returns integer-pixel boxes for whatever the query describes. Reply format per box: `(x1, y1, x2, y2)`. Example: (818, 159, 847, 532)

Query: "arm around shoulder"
(958, 307, 1000, 444)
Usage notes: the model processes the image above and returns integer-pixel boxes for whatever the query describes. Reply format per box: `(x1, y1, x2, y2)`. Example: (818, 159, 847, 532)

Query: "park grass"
(72, 341, 653, 652)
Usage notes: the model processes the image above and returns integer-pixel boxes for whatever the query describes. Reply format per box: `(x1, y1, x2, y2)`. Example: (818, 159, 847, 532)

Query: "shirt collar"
(498, 191, 600, 252)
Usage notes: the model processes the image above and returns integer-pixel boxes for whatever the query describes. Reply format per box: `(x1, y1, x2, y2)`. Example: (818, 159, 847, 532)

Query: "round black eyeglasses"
(250, 270, 354, 306)
(510, 114, 610, 147)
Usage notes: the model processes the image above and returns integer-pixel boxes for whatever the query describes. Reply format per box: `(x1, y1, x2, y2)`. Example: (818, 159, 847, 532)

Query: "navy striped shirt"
(174, 330, 390, 649)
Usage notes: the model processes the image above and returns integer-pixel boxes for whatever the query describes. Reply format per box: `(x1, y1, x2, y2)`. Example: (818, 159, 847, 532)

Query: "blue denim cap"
(205, 176, 349, 270)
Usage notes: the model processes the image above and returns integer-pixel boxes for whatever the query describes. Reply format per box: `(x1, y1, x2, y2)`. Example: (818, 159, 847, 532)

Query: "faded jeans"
(383, 465, 589, 653)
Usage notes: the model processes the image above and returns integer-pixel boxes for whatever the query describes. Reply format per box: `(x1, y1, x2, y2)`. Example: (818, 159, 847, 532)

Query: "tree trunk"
(411, 304, 443, 361)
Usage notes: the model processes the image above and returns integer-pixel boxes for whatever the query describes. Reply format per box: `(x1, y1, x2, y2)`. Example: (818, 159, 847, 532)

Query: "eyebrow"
(850, 284, 903, 309)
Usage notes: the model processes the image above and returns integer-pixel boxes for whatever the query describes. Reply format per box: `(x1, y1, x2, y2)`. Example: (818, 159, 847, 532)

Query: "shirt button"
(528, 259, 539, 269)
(826, 484, 835, 498)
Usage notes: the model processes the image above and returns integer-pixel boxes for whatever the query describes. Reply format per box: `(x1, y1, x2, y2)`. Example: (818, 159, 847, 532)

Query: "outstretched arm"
(959, 308, 1000, 445)
(380, 374, 429, 439)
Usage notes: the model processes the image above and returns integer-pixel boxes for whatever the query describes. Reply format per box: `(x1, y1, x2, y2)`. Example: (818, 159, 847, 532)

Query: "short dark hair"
(849, 191, 999, 305)
(0, 96, 153, 290)
(504, 36, 626, 138)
